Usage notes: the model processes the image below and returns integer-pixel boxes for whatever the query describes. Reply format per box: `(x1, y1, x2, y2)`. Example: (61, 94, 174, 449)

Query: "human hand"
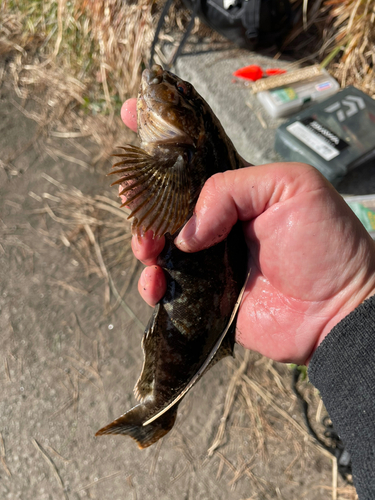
(120, 100, 375, 365)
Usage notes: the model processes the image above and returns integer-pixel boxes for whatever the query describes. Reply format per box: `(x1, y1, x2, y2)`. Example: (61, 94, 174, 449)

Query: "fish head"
(110, 65, 230, 237)
(138, 65, 205, 151)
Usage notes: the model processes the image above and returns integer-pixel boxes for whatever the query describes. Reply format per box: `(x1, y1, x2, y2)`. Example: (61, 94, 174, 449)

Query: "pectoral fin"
(109, 145, 190, 237)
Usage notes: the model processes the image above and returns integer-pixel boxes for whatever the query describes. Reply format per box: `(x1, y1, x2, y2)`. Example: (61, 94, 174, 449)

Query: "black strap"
(149, 0, 174, 68)
(167, 1, 200, 69)
(149, 0, 200, 69)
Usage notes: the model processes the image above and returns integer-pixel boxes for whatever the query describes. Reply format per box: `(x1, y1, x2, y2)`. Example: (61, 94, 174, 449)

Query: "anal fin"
(134, 305, 160, 401)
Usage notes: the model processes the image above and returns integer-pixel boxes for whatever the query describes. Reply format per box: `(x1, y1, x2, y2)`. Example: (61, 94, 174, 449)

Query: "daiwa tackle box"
(275, 86, 375, 185)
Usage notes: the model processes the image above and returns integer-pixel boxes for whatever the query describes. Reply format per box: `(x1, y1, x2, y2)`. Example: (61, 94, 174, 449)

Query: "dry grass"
(0, 1, 203, 157)
(289, 0, 375, 96)
(1, 0, 155, 106)
(0, 1, 156, 157)
(320, 0, 375, 96)
(0, 0, 196, 114)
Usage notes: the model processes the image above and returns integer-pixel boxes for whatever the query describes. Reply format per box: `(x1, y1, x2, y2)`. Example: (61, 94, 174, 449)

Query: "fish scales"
(96, 65, 248, 448)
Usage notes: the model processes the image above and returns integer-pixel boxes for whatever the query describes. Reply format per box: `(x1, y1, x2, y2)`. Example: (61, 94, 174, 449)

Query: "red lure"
(233, 65, 286, 81)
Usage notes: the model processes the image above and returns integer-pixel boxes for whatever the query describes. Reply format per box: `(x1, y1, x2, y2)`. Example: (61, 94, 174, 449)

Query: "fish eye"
(186, 147, 194, 163)
(176, 81, 191, 97)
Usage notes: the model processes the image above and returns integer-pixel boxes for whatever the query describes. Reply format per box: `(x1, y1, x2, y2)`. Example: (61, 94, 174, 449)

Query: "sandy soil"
(0, 80, 358, 500)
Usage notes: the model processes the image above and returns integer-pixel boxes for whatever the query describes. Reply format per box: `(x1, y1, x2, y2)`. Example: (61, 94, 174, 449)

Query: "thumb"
(174, 163, 316, 252)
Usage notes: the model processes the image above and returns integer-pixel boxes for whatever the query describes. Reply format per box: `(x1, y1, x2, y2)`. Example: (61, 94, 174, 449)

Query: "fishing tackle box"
(274, 86, 375, 185)
(257, 69, 339, 118)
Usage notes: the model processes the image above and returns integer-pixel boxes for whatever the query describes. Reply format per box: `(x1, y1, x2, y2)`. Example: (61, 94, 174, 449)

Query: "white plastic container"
(257, 70, 339, 118)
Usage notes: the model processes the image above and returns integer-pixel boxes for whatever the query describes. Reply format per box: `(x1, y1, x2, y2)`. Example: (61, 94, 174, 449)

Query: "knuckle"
(203, 172, 225, 194)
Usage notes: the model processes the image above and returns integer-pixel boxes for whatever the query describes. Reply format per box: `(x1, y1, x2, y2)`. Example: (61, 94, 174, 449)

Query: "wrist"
(315, 279, 375, 353)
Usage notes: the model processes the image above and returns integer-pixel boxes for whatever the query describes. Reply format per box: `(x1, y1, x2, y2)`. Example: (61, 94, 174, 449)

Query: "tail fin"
(95, 403, 177, 449)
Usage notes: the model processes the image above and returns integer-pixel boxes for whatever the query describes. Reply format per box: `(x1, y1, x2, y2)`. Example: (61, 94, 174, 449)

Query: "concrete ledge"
(175, 49, 291, 165)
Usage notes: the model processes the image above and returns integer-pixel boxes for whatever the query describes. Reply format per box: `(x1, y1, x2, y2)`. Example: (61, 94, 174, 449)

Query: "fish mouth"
(142, 66, 164, 89)
(138, 66, 195, 148)
(138, 106, 194, 148)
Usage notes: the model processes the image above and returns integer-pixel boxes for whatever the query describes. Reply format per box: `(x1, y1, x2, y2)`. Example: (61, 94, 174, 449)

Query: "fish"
(95, 64, 248, 448)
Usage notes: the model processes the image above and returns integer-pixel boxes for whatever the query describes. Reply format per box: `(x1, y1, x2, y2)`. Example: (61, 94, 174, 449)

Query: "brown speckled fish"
(95, 65, 248, 448)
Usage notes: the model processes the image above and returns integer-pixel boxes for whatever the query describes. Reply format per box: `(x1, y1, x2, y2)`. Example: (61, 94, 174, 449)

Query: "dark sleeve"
(308, 295, 375, 499)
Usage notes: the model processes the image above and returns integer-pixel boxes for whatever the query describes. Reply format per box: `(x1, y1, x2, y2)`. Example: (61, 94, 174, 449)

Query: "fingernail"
(175, 214, 196, 248)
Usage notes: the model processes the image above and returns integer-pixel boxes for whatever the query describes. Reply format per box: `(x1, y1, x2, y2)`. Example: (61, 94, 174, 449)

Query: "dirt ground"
(0, 76, 361, 500)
